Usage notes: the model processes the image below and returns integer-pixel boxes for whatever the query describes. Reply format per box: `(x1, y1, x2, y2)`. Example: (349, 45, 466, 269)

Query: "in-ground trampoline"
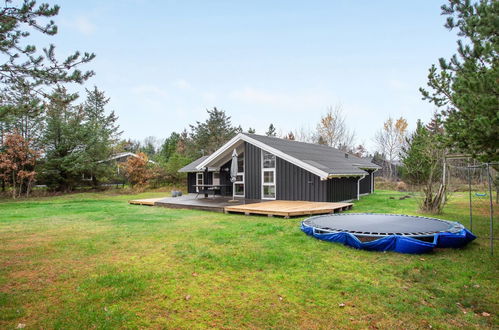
(301, 213, 476, 254)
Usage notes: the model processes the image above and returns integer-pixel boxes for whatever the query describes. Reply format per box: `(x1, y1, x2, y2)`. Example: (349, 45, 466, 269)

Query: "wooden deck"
(128, 198, 165, 206)
(224, 200, 352, 218)
(129, 194, 353, 217)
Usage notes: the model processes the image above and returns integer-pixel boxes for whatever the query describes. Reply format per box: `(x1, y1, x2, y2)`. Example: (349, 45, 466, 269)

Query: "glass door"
(233, 153, 245, 197)
(196, 172, 204, 192)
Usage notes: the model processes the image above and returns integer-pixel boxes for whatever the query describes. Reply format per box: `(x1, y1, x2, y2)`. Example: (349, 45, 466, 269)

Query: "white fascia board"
(196, 133, 330, 179)
(241, 135, 329, 179)
(195, 133, 244, 170)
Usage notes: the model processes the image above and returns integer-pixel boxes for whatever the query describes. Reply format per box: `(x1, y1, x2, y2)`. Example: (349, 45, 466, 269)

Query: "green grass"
(0, 190, 497, 329)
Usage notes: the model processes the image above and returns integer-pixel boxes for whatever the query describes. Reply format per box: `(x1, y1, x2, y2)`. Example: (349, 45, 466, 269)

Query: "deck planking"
(129, 194, 353, 217)
(128, 198, 165, 206)
(224, 200, 352, 218)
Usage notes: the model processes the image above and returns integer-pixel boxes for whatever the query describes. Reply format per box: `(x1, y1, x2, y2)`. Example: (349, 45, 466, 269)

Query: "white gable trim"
(196, 133, 331, 179)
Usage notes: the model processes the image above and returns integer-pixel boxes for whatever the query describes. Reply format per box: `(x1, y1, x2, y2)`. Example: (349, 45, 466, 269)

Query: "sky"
(31, 0, 458, 152)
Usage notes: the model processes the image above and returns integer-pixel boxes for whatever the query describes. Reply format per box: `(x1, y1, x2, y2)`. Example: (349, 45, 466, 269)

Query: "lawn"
(0, 190, 497, 329)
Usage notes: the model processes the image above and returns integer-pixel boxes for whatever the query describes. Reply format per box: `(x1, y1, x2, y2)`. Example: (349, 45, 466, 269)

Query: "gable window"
(261, 150, 276, 199)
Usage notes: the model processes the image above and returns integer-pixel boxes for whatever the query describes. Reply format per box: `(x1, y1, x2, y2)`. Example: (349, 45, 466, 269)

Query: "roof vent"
(344, 153, 349, 159)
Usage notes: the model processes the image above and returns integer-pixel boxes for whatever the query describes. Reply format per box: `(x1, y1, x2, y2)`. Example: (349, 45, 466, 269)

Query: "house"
(178, 133, 381, 202)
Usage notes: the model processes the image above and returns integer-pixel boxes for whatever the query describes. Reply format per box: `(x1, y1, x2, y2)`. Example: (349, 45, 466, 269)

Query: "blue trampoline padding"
(301, 222, 476, 254)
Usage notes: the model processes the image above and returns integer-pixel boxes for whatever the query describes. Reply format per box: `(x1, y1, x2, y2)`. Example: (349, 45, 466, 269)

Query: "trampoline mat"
(304, 213, 461, 236)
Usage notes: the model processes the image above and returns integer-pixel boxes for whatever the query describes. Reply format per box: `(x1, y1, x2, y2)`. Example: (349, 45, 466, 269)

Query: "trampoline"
(301, 213, 476, 254)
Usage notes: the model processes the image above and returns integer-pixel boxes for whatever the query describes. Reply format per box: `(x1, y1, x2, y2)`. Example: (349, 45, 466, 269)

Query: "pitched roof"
(243, 133, 380, 176)
(178, 155, 209, 172)
(186, 133, 380, 178)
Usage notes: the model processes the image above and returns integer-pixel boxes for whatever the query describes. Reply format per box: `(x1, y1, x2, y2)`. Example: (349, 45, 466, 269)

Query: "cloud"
(387, 78, 409, 91)
(229, 87, 336, 109)
(72, 16, 96, 36)
(132, 85, 169, 98)
(172, 79, 191, 89)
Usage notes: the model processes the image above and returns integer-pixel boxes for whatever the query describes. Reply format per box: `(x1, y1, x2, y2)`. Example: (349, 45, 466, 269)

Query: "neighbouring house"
(82, 152, 157, 182)
(179, 133, 381, 202)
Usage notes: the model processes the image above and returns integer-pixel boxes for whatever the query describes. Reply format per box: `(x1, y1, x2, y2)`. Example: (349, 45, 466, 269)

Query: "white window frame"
(261, 150, 276, 200)
(196, 172, 204, 192)
(233, 153, 245, 198)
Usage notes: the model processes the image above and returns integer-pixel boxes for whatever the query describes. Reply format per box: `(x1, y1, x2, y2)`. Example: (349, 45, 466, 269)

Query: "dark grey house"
(179, 133, 381, 202)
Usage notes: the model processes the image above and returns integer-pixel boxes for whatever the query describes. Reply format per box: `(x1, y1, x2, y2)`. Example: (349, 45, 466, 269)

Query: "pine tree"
(158, 132, 180, 163)
(0, 1, 95, 100)
(420, 0, 498, 163)
(41, 87, 86, 191)
(401, 119, 447, 213)
(247, 127, 256, 134)
(81, 87, 121, 186)
(188, 107, 238, 156)
(266, 123, 276, 137)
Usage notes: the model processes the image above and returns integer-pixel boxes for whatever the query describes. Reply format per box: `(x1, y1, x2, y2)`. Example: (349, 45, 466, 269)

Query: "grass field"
(0, 190, 497, 329)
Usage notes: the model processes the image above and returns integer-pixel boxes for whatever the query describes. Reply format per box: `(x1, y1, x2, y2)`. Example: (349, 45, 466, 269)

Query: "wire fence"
(446, 157, 498, 255)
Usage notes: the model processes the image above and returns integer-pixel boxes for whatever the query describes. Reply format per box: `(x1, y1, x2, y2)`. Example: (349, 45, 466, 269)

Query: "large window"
(234, 152, 244, 197)
(261, 151, 276, 199)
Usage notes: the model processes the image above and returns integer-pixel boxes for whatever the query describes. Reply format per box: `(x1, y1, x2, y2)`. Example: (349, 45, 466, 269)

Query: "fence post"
(468, 163, 472, 231)
(486, 163, 494, 255)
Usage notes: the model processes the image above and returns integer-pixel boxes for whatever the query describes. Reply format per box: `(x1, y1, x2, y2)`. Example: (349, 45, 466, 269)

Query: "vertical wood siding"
(276, 157, 328, 201)
(187, 173, 196, 193)
(244, 142, 262, 199)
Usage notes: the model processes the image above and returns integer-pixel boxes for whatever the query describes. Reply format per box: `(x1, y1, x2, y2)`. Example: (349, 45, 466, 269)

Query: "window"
(262, 151, 275, 168)
(261, 151, 276, 199)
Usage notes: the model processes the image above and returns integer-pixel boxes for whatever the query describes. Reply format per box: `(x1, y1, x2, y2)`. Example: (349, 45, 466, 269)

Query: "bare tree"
(316, 105, 356, 150)
(292, 125, 318, 143)
(374, 117, 408, 180)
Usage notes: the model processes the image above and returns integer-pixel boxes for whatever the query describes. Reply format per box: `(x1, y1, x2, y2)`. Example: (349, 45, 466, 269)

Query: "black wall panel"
(327, 177, 358, 201)
(276, 157, 328, 202)
(359, 170, 372, 194)
(187, 173, 196, 193)
(244, 142, 261, 199)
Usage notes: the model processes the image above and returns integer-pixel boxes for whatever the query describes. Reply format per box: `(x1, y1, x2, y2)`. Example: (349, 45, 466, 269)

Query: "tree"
(188, 107, 238, 156)
(247, 127, 256, 134)
(374, 117, 408, 180)
(158, 132, 180, 163)
(266, 123, 276, 137)
(420, 0, 498, 163)
(352, 144, 368, 158)
(0, 132, 40, 198)
(316, 105, 355, 150)
(140, 136, 159, 158)
(81, 87, 121, 186)
(284, 131, 295, 140)
(401, 119, 447, 213)
(0, 83, 44, 148)
(0, 1, 95, 101)
(40, 87, 86, 191)
(121, 152, 152, 187)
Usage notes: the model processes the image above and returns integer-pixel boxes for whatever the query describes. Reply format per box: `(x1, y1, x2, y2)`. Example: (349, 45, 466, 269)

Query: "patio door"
(233, 152, 245, 197)
(213, 172, 220, 185)
(196, 172, 203, 192)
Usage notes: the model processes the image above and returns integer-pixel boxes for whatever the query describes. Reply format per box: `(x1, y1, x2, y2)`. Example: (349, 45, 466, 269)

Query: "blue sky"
(34, 0, 457, 151)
